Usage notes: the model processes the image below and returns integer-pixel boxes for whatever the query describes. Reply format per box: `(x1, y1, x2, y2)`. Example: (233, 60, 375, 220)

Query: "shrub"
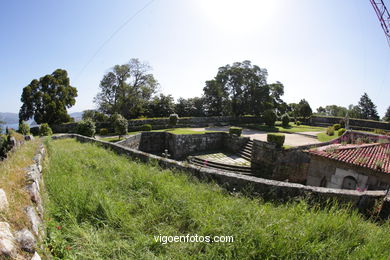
(169, 114, 179, 126)
(338, 128, 346, 136)
(333, 124, 341, 131)
(264, 110, 277, 127)
(267, 133, 285, 148)
(281, 114, 290, 127)
(326, 126, 335, 136)
(18, 121, 30, 135)
(296, 121, 301, 126)
(39, 123, 53, 136)
(140, 124, 152, 131)
(99, 128, 109, 136)
(114, 114, 128, 138)
(229, 127, 242, 136)
(77, 119, 96, 137)
(374, 129, 386, 135)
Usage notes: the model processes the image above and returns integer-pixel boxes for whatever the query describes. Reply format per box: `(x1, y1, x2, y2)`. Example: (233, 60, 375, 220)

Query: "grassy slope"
(317, 133, 340, 142)
(43, 139, 390, 259)
(244, 123, 326, 134)
(0, 139, 40, 230)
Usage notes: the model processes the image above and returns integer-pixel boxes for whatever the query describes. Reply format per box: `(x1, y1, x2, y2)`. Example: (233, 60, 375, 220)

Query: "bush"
(99, 128, 109, 136)
(114, 114, 128, 138)
(18, 121, 30, 135)
(169, 114, 179, 126)
(338, 128, 346, 136)
(77, 119, 96, 137)
(264, 110, 277, 127)
(326, 126, 335, 136)
(229, 127, 242, 136)
(267, 133, 285, 148)
(140, 124, 152, 131)
(281, 114, 290, 127)
(333, 124, 341, 131)
(296, 121, 301, 126)
(374, 129, 386, 135)
(39, 123, 53, 136)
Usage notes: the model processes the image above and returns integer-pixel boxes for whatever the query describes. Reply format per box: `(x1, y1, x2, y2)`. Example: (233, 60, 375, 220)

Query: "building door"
(342, 176, 357, 190)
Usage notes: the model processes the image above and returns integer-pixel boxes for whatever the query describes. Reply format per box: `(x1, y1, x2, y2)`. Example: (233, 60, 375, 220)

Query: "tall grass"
(43, 139, 390, 259)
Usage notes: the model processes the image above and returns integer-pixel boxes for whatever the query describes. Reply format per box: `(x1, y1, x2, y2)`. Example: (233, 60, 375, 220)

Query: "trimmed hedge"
(281, 114, 290, 127)
(140, 124, 152, 131)
(39, 123, 53, 136)
(267, 133, 285, 148)
(264, 110, 277, 127)
(77, 119, 96, 137)
(338, 128, 346, 136)
(333, 124, 341, 131)
(326, 126, 335, 136)
(229, 127, 242, 136)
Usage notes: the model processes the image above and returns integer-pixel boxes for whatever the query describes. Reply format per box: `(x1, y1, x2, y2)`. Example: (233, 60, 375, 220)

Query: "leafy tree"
(77, 119, 96, 137)
(298, 99, 312, 119)
(82, 110, 109, 122)
(39, 123, 53, 136)
(203, 61, 283, 117)
(147, 94, 175, 117)
(18, 121, 30, 135)
(357, 93, 379, 120)
(113, 114, 128, 138)
(383, 106, 390, 122)
(175, 97, 206, 117)
(287, 103, 300, 122)
(264, 109, 277, 127)
(19, 69, 77, 125)
(347, 104, 362, 119)
(315, 105, 347, 117)
(94, 59, 158, 119)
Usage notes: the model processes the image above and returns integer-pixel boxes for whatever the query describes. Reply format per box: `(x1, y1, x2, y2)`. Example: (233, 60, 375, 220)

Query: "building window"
(320, 177, 327, 187)
(342, 176, 357, 190)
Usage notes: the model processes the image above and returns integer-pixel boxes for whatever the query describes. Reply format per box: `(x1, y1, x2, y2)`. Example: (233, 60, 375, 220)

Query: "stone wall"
(223, 134, 250, 153)
(0, 139, 45, 259)
(251, 140, 311, 183)
(51, 134, 390, 219)
(310, 116, 390, 130)
(116, 133, 141, 149)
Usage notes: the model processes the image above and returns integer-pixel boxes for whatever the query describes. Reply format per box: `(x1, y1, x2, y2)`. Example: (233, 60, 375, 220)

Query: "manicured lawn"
(43, 139, 390, 259)
(317, 132, 340, 142)
(153, 128, 222, 135)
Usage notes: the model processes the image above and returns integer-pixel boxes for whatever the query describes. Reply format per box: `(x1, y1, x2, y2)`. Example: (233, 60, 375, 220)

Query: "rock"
(26, 165, 41, 183)
(33, 154, 42, 165)
(0, 189, 8, 212)
(0, 222, 16, 257)
(25, 207, 41, 237)
(25, 135, 34, 141)
(31, 252, 41, 260)
(15, 229, 36, 253)
(26, 182, 41, 204)
(9, 137, 17, 147)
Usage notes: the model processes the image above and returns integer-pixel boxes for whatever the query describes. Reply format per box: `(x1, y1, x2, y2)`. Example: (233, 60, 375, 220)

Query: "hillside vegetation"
(43, 139, 390, 259)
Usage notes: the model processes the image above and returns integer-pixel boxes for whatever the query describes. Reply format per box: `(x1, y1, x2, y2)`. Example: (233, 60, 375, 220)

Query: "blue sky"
(0, 0, 389, 117)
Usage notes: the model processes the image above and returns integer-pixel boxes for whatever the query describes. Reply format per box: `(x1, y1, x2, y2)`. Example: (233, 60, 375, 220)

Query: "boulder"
(0, 222, 16, 257)
(31, 252, 41, 260)
(0, 189, 8, 212)
(24, 135, 34, 141)
(25, 207, 41, 237)
(15, 229, 36, 253)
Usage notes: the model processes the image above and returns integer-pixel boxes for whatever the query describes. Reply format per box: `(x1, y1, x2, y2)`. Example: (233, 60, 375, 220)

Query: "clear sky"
(1, 0, 389, 117)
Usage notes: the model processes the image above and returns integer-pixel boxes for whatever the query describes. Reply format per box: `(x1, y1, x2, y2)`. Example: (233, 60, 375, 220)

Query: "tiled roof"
(308, 143, 390, 174)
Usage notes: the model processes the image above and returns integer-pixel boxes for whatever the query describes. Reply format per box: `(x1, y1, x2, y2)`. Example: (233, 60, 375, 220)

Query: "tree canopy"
(357, 93, 379, 120)
(19, 69, 77, 125)
(94, 59, 158, 119)
(383, 106, 390, 122)
(203, 60, 286, 117)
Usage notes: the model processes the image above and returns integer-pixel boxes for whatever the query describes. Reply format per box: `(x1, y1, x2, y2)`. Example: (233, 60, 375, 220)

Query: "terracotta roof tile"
(309, 143, 390, 174)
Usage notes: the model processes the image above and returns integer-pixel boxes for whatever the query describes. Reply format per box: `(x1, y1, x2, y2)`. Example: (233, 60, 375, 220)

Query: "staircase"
(237, 140, 253, 161)
(188, 140, 254, 175)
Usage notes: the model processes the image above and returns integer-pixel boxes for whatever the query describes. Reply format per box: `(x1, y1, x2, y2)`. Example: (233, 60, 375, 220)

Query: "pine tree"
(357, 93, 379, 120)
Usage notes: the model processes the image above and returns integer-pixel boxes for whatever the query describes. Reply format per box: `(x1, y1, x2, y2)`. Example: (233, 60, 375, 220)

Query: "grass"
(0, 139, 41, 230)
(154, 128, 222, 135)
(317, 133, 340, 142)
(43, 139, 390, 259)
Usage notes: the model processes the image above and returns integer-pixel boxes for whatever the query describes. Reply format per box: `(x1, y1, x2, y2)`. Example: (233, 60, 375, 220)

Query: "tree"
(113, 114, 128, 138)
(315, 105, 347, 117)
(94, 59, 158, 119)
(147, 94, 175, 117)
(175, 97, 206, 117)
(82, 110, 109, 122)
(357, 93, 379, 120)
(383, 106, 390, 122)
(203, 61, 283, 117)
(298, 99, 312, 119)
(19, 69, 77, 125)
(347, 104, 362, 119)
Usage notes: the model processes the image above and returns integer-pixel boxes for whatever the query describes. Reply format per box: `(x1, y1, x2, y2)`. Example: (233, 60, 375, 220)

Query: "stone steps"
(189, 157, 253, 175)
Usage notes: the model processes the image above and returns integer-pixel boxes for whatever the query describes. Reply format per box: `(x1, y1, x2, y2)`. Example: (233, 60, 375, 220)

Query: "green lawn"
(153, 128, 222, 135)
(42, 139, 390, 259)
(317, 132, 340, 142)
